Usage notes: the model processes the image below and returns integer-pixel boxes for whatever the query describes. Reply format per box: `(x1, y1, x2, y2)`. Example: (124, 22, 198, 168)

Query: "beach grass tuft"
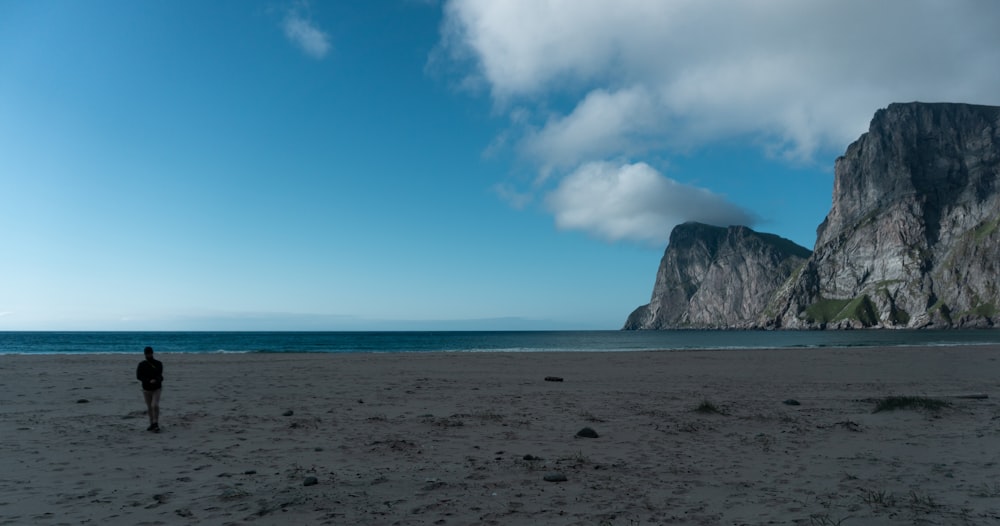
(974, 483, 1000, 498)
(871, 396, 949, 413)
(862, 488, 896, 507)
(694, 399, 726, 415)
(909, 490, 939, 509)
(809, 514, 850, 526)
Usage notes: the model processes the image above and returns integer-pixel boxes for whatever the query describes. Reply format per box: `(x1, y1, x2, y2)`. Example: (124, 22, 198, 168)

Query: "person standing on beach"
(136, 346, 163, 432)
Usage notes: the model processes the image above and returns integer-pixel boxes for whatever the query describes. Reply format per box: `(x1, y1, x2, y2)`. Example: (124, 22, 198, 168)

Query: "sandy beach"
(3, 346, 1000, 525)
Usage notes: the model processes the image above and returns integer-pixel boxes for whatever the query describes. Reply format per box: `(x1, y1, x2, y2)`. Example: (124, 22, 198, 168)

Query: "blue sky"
(2, 1, 998, 330)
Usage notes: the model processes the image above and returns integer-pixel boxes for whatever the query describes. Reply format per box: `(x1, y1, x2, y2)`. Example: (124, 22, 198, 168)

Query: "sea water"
(1, 330, 999, 355)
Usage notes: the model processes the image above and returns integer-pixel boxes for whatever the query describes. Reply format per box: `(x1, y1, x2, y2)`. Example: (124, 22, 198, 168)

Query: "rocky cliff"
(773, 102, 1000, 328)
(625, 102, 1000, 330)
(623, 223, 811, 329)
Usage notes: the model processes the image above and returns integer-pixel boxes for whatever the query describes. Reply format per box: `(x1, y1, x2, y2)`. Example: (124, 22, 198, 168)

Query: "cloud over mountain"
(547, 162, 757, 245)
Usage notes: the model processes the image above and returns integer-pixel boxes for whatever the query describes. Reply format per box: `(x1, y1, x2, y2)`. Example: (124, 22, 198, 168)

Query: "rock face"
(773, 102, 1000, 328)
(625, 102, 1000, 330)
(623, 223, 811, 329)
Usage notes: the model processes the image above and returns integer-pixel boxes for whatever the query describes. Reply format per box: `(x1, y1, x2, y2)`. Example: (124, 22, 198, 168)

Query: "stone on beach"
(575, 427, 599, 438)
(543, 472, 568, 482)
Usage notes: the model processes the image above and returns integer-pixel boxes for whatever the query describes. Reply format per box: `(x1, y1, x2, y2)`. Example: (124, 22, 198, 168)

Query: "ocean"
(2, 330, 1000, 355)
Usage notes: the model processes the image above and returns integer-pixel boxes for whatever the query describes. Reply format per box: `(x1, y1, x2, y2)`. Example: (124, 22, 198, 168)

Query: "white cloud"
(439, 0, 1000, 242)
(525, 86, 659, 176)
(443, 1, 1000, 159)
(546, 162, 756, 245)
(283, 10, 331, 59)
(491, 182, 533, 210)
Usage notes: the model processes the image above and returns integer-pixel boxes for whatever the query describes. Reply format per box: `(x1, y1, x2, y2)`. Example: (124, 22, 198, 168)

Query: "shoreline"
(4, 329, 1000, 357)
(4, 338, 1000, 356)
(3, 346, 1000, 524)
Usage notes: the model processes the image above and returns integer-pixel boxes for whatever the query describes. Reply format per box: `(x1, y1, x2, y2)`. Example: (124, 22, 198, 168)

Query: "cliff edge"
(624, 223, 810, 329)
(625, 102, 1000, 330)
(774, 102, 1000, 328)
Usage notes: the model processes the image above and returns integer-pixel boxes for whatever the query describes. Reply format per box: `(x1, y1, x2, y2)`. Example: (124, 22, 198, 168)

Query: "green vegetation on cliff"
(803, 295, 879, 326)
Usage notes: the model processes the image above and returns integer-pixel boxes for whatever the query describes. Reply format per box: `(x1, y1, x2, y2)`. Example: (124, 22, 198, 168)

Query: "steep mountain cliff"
(773, 102, 1000, 328)
(625, 102, 1000, 330)
(623, 223, 810, 329)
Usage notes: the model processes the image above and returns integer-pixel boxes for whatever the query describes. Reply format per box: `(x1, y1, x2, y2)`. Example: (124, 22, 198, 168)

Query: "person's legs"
(143, 389, 161, 430)
(143, 390, 155, 424)
(149, 389, 161, 428)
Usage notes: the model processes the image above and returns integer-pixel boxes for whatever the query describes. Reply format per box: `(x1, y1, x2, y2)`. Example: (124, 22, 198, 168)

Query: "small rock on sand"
(576, 427, 599, 438)
(303, 476, 319, 486)
(543, 472, 568, 482)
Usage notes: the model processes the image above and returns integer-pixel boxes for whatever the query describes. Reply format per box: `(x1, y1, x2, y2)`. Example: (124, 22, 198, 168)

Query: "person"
(136, 346, 163, 432)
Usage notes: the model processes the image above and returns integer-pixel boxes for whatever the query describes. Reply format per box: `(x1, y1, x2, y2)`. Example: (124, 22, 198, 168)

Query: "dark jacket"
(137, 358, 164, 391)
